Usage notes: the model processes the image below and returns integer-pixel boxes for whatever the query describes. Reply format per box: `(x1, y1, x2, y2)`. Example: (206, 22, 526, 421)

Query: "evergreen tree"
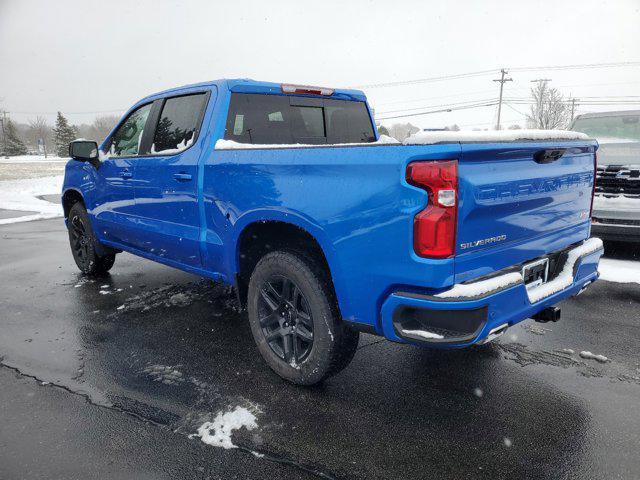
(1, 118, 28, 156)
(52, 112, 78, 157)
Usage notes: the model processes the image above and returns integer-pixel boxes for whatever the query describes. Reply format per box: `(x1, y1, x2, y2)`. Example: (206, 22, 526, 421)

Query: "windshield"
(571, 114, 640, 142)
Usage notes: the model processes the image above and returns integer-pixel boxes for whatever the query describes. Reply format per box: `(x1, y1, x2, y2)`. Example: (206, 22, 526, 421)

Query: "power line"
(504, 102, 528, 117)
(376, 101, 498, 120)
(353, 61, 640, 90)
(351, 69, 498, 89)
(511, 61, 640, 72)
(374, 88, 498, 107)
(376, 98, 498, 115)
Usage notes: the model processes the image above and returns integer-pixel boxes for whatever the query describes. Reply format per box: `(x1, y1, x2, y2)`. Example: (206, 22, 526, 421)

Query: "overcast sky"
(1, 0, 639, 130)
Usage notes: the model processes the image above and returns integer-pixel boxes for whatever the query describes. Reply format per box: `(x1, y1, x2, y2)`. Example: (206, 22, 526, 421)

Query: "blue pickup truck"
(63, 79, 604, 385)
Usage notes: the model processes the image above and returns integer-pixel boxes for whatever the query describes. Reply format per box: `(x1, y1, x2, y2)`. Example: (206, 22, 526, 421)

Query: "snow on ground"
(0, 155, 68, 164)
(599, 258, 640, 284)
(579, 351, 609, 363)
(196, 406, 259, 450)
(0, 174, 63, 225)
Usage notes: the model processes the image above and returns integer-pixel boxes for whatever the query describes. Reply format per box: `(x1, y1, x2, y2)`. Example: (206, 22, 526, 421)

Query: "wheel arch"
(62, 188, 85, 220)
(232, 212, 346, 315)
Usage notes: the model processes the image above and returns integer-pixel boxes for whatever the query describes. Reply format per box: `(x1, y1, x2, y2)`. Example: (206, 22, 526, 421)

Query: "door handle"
(121, 170, 133, 179)
(173, 173, 192, 182)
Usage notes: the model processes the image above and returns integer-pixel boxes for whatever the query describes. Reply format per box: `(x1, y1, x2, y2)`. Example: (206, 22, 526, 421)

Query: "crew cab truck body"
(63, 79, 603, 384)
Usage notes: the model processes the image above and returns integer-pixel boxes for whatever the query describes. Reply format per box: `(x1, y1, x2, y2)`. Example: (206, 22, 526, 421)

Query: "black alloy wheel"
(69, 214, 91, 270)
(257, 275, 314, 365)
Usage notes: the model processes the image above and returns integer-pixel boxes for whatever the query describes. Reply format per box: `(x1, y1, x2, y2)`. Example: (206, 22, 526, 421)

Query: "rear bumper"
(591, 222, 640, 243)
(380, 238, 604, 347)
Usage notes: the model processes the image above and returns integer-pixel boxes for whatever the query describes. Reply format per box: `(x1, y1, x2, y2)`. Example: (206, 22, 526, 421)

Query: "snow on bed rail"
(215, 135, 398, 149)
(404, 129, 590, 145)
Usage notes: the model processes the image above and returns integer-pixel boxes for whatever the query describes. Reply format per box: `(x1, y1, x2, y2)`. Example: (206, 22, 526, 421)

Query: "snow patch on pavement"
(579, 351, 609, 363)
(0, 155, 68, 164)
(196, 406, 259, 450)
(0, 175, 63, 224)
(143, 364, 185, 385)
(599, 258, 640, 284)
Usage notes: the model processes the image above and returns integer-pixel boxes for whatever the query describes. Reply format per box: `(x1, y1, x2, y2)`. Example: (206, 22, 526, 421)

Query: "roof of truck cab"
(140, 79, 368, 103)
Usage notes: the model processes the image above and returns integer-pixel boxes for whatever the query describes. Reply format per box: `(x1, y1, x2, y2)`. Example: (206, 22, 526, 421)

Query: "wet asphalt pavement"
(1, 219, 639, 480)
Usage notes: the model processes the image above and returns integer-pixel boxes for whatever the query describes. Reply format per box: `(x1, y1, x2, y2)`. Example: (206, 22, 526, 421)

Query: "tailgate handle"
(534, 148, 566, 164)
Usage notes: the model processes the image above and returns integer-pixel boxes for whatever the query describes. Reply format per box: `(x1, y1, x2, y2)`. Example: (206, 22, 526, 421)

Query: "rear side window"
(224, 93, 375, 145)
(152, 93, 208, 154)
(108, 103, 152, 157)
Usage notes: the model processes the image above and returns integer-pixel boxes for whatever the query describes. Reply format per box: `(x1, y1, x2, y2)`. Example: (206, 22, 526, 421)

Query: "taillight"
(406, 160, 458, 258)
(590, 151, 597, 218)
(281, 84, 334, 96)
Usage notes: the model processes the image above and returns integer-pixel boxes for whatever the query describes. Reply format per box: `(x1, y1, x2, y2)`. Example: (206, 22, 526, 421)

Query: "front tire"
(247, 251, 359, 385)
(67, 202, 116, 275)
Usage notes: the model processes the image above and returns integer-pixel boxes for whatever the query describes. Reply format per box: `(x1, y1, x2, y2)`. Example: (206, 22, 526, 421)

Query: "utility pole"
(569, 97, 579, 121)
(493, 69, 512, 130)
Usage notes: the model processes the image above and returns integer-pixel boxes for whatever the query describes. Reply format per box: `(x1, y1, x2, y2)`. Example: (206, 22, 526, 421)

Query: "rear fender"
(229, 209, 348, 314)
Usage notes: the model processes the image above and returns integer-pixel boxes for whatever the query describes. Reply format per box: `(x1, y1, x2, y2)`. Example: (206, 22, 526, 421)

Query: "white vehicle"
(571, 110, 640, 243)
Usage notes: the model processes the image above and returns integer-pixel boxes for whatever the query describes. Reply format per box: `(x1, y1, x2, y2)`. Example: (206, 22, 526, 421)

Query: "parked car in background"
(570, 110, 640, 243)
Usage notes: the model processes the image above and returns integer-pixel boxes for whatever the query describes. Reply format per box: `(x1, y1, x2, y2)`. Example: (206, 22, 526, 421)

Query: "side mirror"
(69, 140, 100, 168)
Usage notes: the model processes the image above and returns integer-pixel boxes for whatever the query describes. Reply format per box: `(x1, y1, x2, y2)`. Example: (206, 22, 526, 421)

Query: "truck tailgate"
(454, 141, 596, 283)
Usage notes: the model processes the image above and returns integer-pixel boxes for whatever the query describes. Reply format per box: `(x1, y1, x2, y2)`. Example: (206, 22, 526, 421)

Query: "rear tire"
(247, 250, 359, 385)
(67, 202, 116, 275)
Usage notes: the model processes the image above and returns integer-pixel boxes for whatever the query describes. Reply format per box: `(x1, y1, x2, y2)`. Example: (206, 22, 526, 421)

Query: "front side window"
(152, 93, 208, 154)
(109, 103, 152, 157)
(224, 93, 376, 145)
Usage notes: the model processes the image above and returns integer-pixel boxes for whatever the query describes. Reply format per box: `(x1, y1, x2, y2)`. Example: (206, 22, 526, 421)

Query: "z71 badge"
(460, 234, 507, 250)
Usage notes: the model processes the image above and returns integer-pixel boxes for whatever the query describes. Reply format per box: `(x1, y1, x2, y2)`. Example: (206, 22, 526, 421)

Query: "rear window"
(224, 93, 375, 145)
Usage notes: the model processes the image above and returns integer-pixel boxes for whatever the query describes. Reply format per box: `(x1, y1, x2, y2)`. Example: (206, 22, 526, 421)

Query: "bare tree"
(89, 115, 120, 143)
(526, 82, 570, 130)
(385, 122, 420, 142)
(28, 116, 50, 157)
